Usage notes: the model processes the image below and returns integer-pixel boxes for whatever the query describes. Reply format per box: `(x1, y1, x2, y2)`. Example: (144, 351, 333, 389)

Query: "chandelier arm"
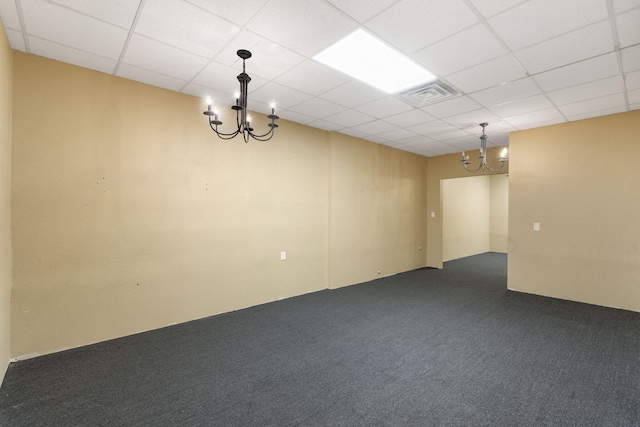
(483, 161, 506, 173)
(247, 127, 276, 140)
(209, 121, 241, 139)
(461, 158, 485, 173)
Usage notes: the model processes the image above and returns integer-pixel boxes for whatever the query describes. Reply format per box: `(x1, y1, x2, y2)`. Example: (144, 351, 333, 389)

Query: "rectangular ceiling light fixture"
(313, 29, 437, 94)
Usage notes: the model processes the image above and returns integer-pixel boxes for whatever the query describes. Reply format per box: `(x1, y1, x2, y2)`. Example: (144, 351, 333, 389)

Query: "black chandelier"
(203, 49, 279, 143)
(461, 123, 508, 173)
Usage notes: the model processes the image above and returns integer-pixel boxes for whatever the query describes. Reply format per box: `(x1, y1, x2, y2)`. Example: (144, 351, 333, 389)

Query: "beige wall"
(508, 111, 640, 312)
(0, 23, 13, 383)
(442, 176, 490, 261)
(329, 132, 427, 287)
(490, 174, 508, 253)
(426, 149, 508, 268)
(11, 53, 332, 357)
(10, 52, 431, 358)
(441, 174, 508, 261)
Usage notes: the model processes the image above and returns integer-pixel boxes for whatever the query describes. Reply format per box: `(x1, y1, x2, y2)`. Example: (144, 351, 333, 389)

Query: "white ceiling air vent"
(396, 80, 460, 107)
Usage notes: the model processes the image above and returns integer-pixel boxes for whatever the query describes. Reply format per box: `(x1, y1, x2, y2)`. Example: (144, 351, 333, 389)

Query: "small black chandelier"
(461, 123, 508, 173)
(203, 49, 279, 143)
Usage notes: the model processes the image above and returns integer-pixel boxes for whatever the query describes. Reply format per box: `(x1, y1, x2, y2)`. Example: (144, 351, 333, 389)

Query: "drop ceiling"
(0, 0, 638, 157)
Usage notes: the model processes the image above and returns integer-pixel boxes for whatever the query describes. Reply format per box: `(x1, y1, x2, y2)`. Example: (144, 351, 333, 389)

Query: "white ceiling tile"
(616, 8, 640, 48)
(407, 141, 453, 151)
(324, 109, 375, 127)
(246, 0, 357, 56)
(21, 0, 128, 59)
(628, 88, 640, 104)
(398, 135, 437, 146)
(187, 0, 269, 27)
(29, 37, 116, 74)
(468, 0, 528, 19)
(431, 129, 474, 142)
(469, 78, 540, 107)
(320, 80, 386, 108)
(383, 140, 413, 150)
(383, 109, 436, 127)
(365, 0, 478, 54)
(355, 96, 413, 118)
(513, 116, 566, 130)
(319, 80, 385, 108)
(613, 0, 640, 13)
(212, 31, 263, 66)
(626, 70, 640, 90)
(533, 52, 620, 91)
(488, 0, 609, 50)
(275, 60, 350, 96)
(489, 94, 554, 117)
(445, 54, 527, 93)
(515, 21, 615, 75)
(192, 60, 248, 94)
(5, 28, 26, 51)
(250, 82, 313, 110)
(374, 128, 419, 142)
(350, 119, 398, 135)
(403, 147, 432, 157)
(308, 119, 344, 132)
(50, 0, 139, 28)
(558, 93, 627, 117)
(135, 0, 238, 57)
(338, 128, 370, 139)
(420, 96, 482, 118)
(237, 40, 305, 81)
(117, 63, 187, 91)
(442, 108, 500, 127)
(414, 142, 459, 155)
(278, 109, 315, 125)
(621, 45, 640, 72)
(408, 119, 459, 135)
(414, 24, 507, 77)
(0, 0, 21, 30)
(480, 120, 519, 133)
(547, 76, 625, 105)
(292, 97, 347, 119)
(566, 106, 628, 122)
(325, 0, 398, 23)
(122, 35, 209, 81)
(366, 135, 390, 144)
(505, 107, 565, 127)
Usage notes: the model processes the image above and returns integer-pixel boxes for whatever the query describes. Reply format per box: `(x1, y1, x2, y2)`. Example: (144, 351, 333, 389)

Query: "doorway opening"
(442, 174, 508, 262)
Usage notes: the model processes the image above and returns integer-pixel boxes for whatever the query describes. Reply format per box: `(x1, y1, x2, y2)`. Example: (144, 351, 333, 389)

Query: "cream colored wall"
(426, 150, 508, 268)
(489, 174, 508, 253)
(329, 132, 428, 287)
(0, 24, 13, 383)
(508, 111, 640, 312)
(11, 53, 330, 358)
(442, 176, 490, 261)
(10, 52, 432, 358)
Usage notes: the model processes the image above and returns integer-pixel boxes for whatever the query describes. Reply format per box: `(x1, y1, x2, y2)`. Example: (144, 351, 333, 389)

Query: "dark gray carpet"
(1, 253, 639, 426)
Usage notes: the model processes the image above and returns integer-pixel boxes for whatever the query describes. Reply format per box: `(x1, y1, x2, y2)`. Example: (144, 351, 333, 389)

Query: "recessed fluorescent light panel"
(313, 29, 437, 94)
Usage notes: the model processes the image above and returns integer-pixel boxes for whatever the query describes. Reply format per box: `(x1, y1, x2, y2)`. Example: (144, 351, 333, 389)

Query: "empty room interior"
(0, 0, 639, 425)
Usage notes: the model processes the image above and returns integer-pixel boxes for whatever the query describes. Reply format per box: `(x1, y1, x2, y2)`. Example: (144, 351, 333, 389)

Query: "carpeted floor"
(1, 252, 639, 426)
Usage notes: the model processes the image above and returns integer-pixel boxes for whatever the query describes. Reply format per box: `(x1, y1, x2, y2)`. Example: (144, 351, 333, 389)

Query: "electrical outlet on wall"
(280, 251, 286, 261)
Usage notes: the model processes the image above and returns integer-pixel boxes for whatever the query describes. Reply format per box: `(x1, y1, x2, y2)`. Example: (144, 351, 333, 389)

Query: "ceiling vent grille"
(396, 80, 460, 107)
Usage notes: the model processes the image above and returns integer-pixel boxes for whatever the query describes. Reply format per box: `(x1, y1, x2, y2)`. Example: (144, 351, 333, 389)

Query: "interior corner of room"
(1, 4, 640, 396)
